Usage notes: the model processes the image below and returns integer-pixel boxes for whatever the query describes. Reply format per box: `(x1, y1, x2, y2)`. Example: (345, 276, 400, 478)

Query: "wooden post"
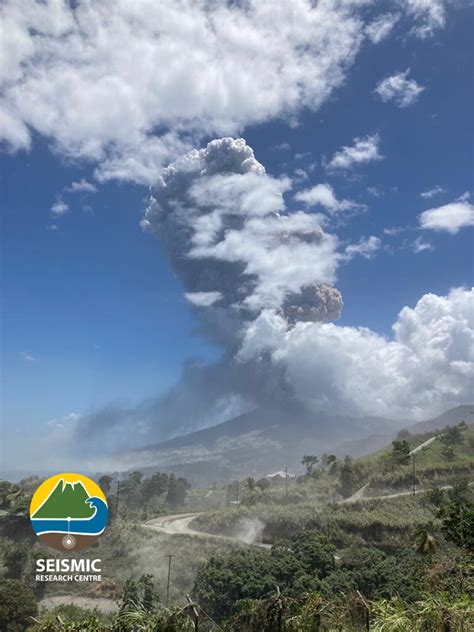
(186, 595, 200, 632)
(412, 454, 416, 496)
(357, 591, 370, 632)
(115, 480, 120, 520)
(166, 555, 174, 604)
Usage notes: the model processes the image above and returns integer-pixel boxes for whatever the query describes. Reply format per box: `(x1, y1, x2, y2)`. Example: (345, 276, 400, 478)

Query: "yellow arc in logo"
(30, 472, 107, 516)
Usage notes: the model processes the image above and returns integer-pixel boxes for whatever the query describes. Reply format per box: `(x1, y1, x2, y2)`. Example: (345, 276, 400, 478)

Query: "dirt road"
(143, 513, 271, 549)
(409, 435, 437, 454)
(39, 595, 118, 613)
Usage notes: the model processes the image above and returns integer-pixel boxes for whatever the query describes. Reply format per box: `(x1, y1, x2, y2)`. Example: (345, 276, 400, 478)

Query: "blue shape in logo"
(31, 497, 108, 536)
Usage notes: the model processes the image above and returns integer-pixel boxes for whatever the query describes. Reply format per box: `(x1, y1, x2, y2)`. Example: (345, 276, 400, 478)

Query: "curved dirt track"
(39, 595, 118, 613)
(143, 512, 271, 549)
(143, 478, 472, 546)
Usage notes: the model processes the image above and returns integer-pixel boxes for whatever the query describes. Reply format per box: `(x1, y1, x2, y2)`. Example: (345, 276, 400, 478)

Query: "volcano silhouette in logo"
(30, 474, 108, 552)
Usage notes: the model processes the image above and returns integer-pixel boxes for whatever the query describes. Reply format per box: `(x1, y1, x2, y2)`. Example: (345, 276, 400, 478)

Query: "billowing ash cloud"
(70, 138, 473, 456)
(282, 284, 343, 324)
(141, 138, 341, 343)
(72, 138, 344, 450)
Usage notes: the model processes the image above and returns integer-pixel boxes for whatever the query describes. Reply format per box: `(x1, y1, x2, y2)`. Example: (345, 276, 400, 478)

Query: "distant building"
(266, 470, 295, 480)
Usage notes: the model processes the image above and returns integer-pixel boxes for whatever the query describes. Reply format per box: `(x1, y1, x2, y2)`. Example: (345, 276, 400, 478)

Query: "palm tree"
(302, 455, 319, 475)
(244, 477, 257, 492)
(412, 523, 438, 555)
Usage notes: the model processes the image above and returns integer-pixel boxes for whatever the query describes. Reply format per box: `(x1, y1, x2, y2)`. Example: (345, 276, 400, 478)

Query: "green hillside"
(351, 422, 474, 496)
(32, 480, 94, 519)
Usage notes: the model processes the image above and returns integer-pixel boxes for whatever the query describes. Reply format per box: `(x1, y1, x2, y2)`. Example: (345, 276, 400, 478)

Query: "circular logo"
(30, 473, 109, 552)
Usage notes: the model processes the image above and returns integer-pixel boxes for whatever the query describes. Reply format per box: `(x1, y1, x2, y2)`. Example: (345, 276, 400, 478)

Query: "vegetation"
(0, 579, 38, 632)
(365, 422, 474, 494)
(0, 422, 472, 630)
(113, 471, 191, 520)
(193, 494, 438, 550)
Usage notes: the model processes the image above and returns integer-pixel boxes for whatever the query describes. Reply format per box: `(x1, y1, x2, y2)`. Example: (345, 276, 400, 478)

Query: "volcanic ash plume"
(282, 283, 343, 324)
(139, 138, 473, 423)
(142, 137, 341, 341)
(73, 138, 473, 455)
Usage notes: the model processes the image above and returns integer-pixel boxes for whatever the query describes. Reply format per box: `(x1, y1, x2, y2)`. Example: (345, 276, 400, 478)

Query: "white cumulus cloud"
(238, 287, 474, 419)
(51, 199, 69, 216)
(66, 178, 98, 194)
(375, 69, 424, 107)
(327, 134, 382, 171)
(344, 235, 382, 259)
(404, 0, 446, 39)
(0, 0, 451, 183)
(419, 193, 474, 234)
(0, 0, 373, 183)
(420, 185, 445, 199)
(185, 292, 223, 308)
(294, 183, 365, 214)
(411, 236, 434, 253)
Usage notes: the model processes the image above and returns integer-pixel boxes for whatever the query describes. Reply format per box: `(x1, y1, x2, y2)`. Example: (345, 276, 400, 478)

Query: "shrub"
(0, 579, 38, 632)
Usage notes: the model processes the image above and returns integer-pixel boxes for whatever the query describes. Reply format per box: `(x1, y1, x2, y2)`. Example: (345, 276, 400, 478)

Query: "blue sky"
(1, 0, 473, 470)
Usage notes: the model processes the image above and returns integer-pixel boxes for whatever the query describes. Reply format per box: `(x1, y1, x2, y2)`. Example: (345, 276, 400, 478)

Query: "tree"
(166, 474, 190, 508)
(0, 579, 38, 632)
(98, 474, 113, 494)
(439, 500, 474, 550)
(322, 546, 388, 600)
(286, 531, 336, 579)
(412, 523, 438, 555)
(120, 471, 145, 510)
(326, 454, 338, 475)
(320, 453, 337, 470)
(127, 470, 144, 488)
(301, 455, 319, 475)
(338, 456, 361, 497)
(441, 444, 455, 461)
(244, 477, 257, 492)
(427, 487, 447, 507)
(119, 574, 159, 615)
(194, 531, 336, 619)
(242, 477, 262, 506)
(396, 429, 413, 441)
(256, 477, 270, 492)
(194, 549, 275, 618)
(449, 479, 471, 503)
(3, 543, 29, 580)
(391, 440, 411, 466)
(141, 472, 169, 505)
(440, 424, 464, 446)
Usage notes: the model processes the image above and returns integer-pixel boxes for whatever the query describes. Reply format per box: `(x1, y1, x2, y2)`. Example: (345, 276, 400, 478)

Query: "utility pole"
(166, 555, 174, 604)
(284, 467, 288, 499)
(412, 454, 416, 496)
(115, 480, 120, 520)
(236, 479, 239, 503)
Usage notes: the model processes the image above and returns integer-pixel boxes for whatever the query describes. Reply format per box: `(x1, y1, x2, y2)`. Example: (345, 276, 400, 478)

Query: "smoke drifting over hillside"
(74, 138, 473, 454)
